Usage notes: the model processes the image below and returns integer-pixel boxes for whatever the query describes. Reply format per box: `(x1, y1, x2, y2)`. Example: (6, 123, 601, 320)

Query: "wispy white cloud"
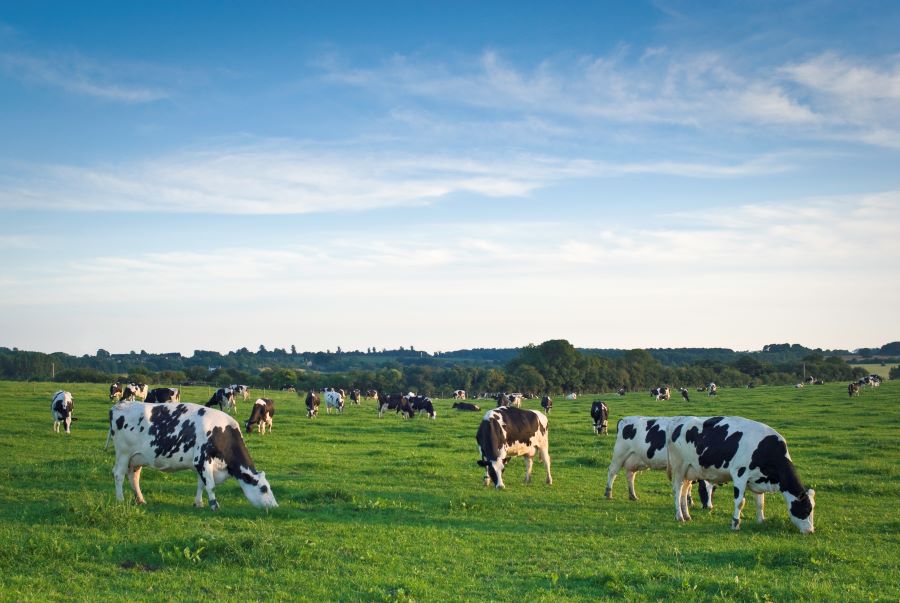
(0, 141, 788, 214)
(0, 50, 169, 102)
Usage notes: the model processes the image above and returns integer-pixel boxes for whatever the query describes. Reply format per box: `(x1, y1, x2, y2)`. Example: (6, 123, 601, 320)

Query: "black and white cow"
(109, 382, 123, 402)
(245, 398, 275, 435)
(145, 387, 180, 404)
(495, 393, 522, 408)
(122, 383, 149, 402)
(365, 389, 378, 400)
(475, 407, 552, 489)
(848, 382, 860, 397)
(540, 395, 552, 415)
(565, 392, 577, 400)
(667, 416, 815, 533)
(51, 390, 75, 434)
(650, 386, 671, 401)
(229, 384, 250, 401)
(679, 387, 690, 402)
(281, 384, 296, 392)
(453, 390, 467, 400)
(377, 393, 403, 418)
(350, 389, 361, 405)
(206, 387, 236, 412)
(591, 401, 609, 435)
(617, 387, 627, 396)
(305, 391, 320, 418)
(324, 390, 344, 414)
(452, 402, 481, 411)
(108, 402, 277, 510)
(707, 383, 718, 396)
(409, 395, 436, 419)
(605, 416, 714, 510)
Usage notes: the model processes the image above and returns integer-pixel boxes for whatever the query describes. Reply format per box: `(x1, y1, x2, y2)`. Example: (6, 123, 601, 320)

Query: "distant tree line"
(1, 339, 887, 394)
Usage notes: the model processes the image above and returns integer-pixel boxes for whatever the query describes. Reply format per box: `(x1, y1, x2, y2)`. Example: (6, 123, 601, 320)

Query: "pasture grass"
(0, 381, 897, 602)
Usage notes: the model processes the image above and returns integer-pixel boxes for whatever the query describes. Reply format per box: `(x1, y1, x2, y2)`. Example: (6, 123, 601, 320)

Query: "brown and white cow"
(667, 416, 814, 533)
(476, 406, 552, 489)
(304, 391, 320, 418)
(51, 390, 75, 434)
(453, 390, 467, 400)
(848, 382, 860, 397)
(245, 398, 275, 435)
(229, 384, 250, 401)
(109, 382, 123, 402)
(540, 395, 552, 415)
(108, 401, 277, 510)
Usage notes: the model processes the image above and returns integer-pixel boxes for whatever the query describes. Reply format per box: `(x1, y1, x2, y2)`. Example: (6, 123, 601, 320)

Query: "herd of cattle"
(48, 376, 883, 532)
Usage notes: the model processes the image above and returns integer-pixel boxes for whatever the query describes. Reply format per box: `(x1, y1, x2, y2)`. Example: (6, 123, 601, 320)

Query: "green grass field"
(849, 363, 896, 379)
(1, 381, 897, 602)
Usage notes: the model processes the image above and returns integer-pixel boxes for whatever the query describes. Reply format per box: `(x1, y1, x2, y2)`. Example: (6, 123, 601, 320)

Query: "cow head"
(238, 470, 278, 509)
(786, 488, 815, 534)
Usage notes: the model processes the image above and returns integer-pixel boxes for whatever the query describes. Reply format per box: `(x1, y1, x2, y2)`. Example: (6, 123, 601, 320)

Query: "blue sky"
(1, 1, 898, 355)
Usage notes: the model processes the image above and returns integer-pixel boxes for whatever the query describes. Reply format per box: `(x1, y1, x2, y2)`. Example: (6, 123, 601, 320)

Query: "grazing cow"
(452, 402, 481, 411)
(324, 390, 344, 414)
(305, 391, 320, 418)
(667, 416, 815, 533)
(591, 401, 609, 435)
(540, 395, 552, 415)
(679, 387, 690, 402)
(206, 388, 236, 412)
(494, 393, 523, 408)
(229, 384, 250, 401)
(795, 383, 804, 388)
(281, 384, 296, 392)
(604, 416, 714, 510)
(453, 390, 467, 400)
(377, 393, 404, 418)
(349, 389, 361, 405)
(108, 402, 277, 510)
(51, 390, 75, 434)
(805, 375, 815, 385)
(245, 398, 275, 435)
(813, 379, 825, 385)
(145, 387, 180, 404)
(650, 386, 671, 401)
(475, 407, 552, 489)
(122, 383, 149, 402)
(109, 382, 123, 402)
(365, 389, 378, 400)
(617, 387, 627, 396)
(848, 382, 860, 397)
(707, 383, 718, 396)
(409, 395, 436, 419)
(565, 392, 577, 400)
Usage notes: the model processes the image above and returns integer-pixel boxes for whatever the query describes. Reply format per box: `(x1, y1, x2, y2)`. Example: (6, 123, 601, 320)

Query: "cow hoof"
(546, 478, 553, 486)
(629, 494, 638, 501)
(210, 500, 220, 511)
(604, 488, 612, 499)
(731, 520, 741, 531)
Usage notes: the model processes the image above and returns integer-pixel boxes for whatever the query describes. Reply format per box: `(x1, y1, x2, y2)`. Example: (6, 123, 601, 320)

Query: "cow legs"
(196, 464, 219, 510)
(731, 482, 748, 530)
(540, 446, 552, 485)
(672, 470, 692, 522)
(604, 458, 624, 498)
(626, 471, 639, 500)
(113, 455, 129, 501)
(523, 455, 534, 485)
(128, 466, 146, 505)
(754, 492, 766, 523)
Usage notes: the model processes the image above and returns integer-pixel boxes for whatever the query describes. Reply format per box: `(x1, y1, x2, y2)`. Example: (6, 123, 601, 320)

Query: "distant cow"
(280, 384, 296, 392)
(679, 387, 690, 402)
(51, 390, 75, 434)
(617, 387, 627, 396)
(109, 382, 123, 402)
(409, 395, 436, 419)
(108, 402, 277, 510)
(707, 383, 718, 396)
(848, 382, 860, 397)
(206, 388, 236, 412)
(452, 402, 481, 411)
(605, 416, 714, 510)
(453, 390, 467, 400)
(805, 375, 815, 384)
(145, 387, 180, 404)
(495, 393, 522, 408)
(245, 398, 275, 435)
(540, 395, 552, 415)
(667, 416, 815, 533)
(305, 391, 320, 418)
(324, 390, 344, 414)
(350, 389, 361, 405)
(377, 393, 403, 418)
(229, 384, 250, 401)
(650, 386, 670, 401)
(591, 401, 609, 435)
(565, 392, 577, 400)
(122, 383, 149, 402)
(476, 407, 552, 489)
(365, 389, 378, 400)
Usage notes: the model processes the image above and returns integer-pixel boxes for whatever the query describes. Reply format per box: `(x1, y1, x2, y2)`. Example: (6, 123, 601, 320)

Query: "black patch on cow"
(198, 408, 206, 416)
(671, 424, 683, 442)
(115, 416, 125, 430)
(260, 485, 269, 494)
(198, 425, 258, 484)
(748, 434, 806, 499)
(139, 426, 144, 432)
(645, 421, 666, 459)
(148, 404, 196, 458)
(733, 486, 740, 499)
(790, 495, 813, 520)
(685, 418, 743, 469)
(737, 467, 746, 477)
(622, 423, 637, 440)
